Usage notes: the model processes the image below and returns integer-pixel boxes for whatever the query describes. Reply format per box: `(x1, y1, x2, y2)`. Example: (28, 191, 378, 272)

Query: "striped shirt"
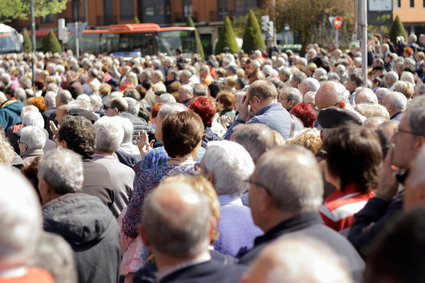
(320, 184, 375, 236)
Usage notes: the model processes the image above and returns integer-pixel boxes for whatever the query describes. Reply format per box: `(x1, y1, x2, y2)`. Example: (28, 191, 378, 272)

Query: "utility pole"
(360, 0, 368, 87)
(30, 0, 36, 86)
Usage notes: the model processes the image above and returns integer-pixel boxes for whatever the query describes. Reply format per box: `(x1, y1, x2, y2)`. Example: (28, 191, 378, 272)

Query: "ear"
(336, 101, 346, 109)
(253, 96, 261, 104)
(208, 216, 218, 243)
(139, 225, 150, 247)
(206, 171, 215, 186)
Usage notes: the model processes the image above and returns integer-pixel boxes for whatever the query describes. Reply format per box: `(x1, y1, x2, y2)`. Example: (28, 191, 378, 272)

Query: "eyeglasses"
(396, 128, 418, 136)
(396, 169, 410, 186)
(104, 105, 112, 110)
(245, 178, 272, 196)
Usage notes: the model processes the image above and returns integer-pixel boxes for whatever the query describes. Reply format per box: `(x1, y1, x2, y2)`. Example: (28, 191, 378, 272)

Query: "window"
(155, 5, 164, 15)
(394, 0, 401, 8)
(183, 4, 192, 17)
(423, 0, 425, 7)
(235, 0, 245, 11)
(410, 0, 415, 7)
(145, 6, 154, 16)
(41, 14, 54, 24)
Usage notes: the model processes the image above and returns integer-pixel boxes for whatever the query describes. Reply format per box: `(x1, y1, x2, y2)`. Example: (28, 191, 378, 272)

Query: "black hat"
(68, 108, 99, 124)
(317, 106, 362, 129)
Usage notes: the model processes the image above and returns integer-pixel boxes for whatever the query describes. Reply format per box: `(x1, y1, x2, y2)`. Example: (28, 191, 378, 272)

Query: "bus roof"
(0, 24, 17, 33)
(82, 24, 195, 34)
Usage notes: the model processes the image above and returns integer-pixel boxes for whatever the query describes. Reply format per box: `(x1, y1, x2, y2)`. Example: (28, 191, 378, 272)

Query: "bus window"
(158, 30, 196, 55)
(0, 32, 22, 54)
(117, 33, 158, 56)
(102, 33, 120, 54)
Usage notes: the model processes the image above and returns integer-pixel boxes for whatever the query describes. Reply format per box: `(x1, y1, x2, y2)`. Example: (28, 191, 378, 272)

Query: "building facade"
(393, 0, 425, 34)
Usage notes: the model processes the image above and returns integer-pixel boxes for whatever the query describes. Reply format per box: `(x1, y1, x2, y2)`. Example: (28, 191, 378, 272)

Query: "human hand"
(218, 115, 232, 129)
(375, 146, 399, 201)
(237, 95, 249, 122)
(49, 120, 58, 137)
(137, 130, 154, 159)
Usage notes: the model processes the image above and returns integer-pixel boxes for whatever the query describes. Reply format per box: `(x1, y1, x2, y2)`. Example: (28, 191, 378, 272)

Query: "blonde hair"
(286, 128, 322, 154)
(355, 103, 390, 120)
(393, 80, 414, 99)
(161, 175, 220, 241)
(0, 131, 14, 165)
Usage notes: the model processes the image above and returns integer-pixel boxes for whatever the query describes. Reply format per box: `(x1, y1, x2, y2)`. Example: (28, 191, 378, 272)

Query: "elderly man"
(39, 148, 120, 283)
(0, 166, 53, 282)
(241, 236, 352, 283)
(381, 91, 407, 121)
(404, 147, 425, 210)
(298, 78, 320, 96)
(354, 88, 378, 105)
(57, 116, 116, 215)
(239, 145, 364, 280)
(152, 70, 166, 92)
(278, 86, 302, 112)
(224, 80, 293, 140)
(19, 126, 46, 166)
(177, 84, 194, 106)
(348, 97, 425, 254)
(200, 141, 262, 256)
(139, 180, 245, 282)
(315, 81, 365, 121)
(93, 116, 135, 215)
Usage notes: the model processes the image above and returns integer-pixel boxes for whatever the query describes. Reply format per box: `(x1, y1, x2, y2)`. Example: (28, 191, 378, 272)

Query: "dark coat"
(43, 193, 120, 283)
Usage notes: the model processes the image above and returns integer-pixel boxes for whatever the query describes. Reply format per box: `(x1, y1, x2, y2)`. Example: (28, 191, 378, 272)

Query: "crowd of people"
(1, 31, 425, 283)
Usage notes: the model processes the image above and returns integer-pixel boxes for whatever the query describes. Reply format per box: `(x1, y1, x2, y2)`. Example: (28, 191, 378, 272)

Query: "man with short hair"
(381, 91, 407, 121)
(39, 148, 120, 283)
(200, 141, 262, 256)
(177, 84, 194, 106)
(139, 180, 245, 282)
(239, 145, 364, 280)
(224, 80, 293, 140)
(278, 86, 302, 111)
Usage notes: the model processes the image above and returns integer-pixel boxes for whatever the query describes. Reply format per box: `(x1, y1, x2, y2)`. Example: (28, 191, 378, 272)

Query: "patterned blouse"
(122, 163, 197, 238)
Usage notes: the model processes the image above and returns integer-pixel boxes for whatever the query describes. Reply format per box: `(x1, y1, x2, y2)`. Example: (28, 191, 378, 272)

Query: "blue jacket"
(0, 100, 23, 130)
(224, 103, 293, 140)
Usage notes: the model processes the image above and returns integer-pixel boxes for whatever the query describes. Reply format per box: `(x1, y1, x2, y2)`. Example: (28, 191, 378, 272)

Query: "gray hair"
(116, 116, 134, 143)
(159, 93, 177, 103)
(281, 86, 302, 105)
(90, 94, 103, 110)
(21, 106, 44, 128)
(124, 97, 139, 116)
(142, 182, 211, 258)
(39, 148, 84, 195)
(291, 71, 307, 84)
(20, 126, 46, 149)
(415, 84, 425, 96)
(314, 68, 328, 81)
(47, 83, 59, 93)
(0, 165, 42, 269)
(301, 78, 320, 92)
(44, 91, 57, 107)
(193, 83, 207, 97)
(14, 88, 26, 101)
(255, 145, 323, 213)
(386, 91, 407, 113)
(93, 116, 125, 153)
(152, 70, 164, 81)
(278, 67, 291, 78)
(232, 123, 277, 163)
(158, 102, 187, 120)
(57, 89, 73, 105)
(386, 71, 399, 84)
(407, 96, 425, 137)
(203, 141, 255, 196)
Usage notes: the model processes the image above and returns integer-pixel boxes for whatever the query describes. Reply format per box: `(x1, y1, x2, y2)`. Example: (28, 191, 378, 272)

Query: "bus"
(0, 24, 22, 54)
(66, 23, 197, 56)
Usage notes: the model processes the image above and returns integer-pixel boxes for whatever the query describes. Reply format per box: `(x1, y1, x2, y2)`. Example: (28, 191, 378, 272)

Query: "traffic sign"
(334, 16, 343, 29)
(67, 22, 87, 37)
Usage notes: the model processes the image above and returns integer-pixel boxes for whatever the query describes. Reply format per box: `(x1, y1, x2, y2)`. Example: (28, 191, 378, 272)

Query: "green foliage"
(0, 0, 67, 22)
(233, 8, 267, 38)
(186, 16, 205, 60)
(22, 28, 32, 53)
(215, 16, 239, 54)
(42, 30, 62, 54)
(389, 15, 408, 44)
(134, 16, 140, 24)
(242, 10, 266, 53)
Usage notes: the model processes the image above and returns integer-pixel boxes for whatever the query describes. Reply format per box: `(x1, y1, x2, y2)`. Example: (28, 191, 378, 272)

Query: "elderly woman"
(122, 110, 204, 239)
(319, 124, 381, 235)
(19, 126, 46, 167)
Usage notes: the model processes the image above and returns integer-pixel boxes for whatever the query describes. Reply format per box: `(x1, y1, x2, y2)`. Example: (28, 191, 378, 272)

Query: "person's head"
(241, 235, 352, 283)
(115, 116, 134, 144)
(151, 70, 164, 84)
(140, 180, 213, 260)
(286, 128, 322, 154)
(413, 84, 425, 99)
(278, 86, 302, 111)
(315, 81, 348, 110)
(298, 78, 320, 96)
(393, 80, 414, 99)
(365, 206, 425, 283)
(404, 147, 425, 210)
(93, 116, 124, 154)
(56, 89, 73, 107)
(216, 91, 235, 112)
(19, 126, 46, 154)
(104, 97, 128, 117)
(38, 148, 83, 204)
(57, 115, 95, 159)
(21, 106, 45, 128)
(289, 71, 307, 88)
(193, 83, 208, 97)
(247, 80, 279, 114)
(44, 91, 57, 109)
(385, 71, 399, 87)
(55, 105, 69, 124)
(231, 123, 277, 163)
(323, 124, 382, 193)
(188, 96, 216, 127)
(161, 111, 204, 158)
(345, 72, 364, 93)
(123, 97, 139, 116)
(249, 145, 323, 231)
(290, 102, 317, 128)
(355, 103, 390, 119)
(0, 165, 42, 270)
(177, 84, 193, 103)
(381, 91, 407, 116)
(391, 97, 425, 169)
(155, 102, 187, 142)
(355, 88, 378, 105)
(201, 141, 254, 197)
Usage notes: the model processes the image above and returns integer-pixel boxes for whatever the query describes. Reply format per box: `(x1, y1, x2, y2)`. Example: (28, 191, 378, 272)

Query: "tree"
(242, 10, 266, 53)
(134, 16, 140, 24)
(22, 28, 32, 53)
(0, 0, 67, 21)
(186, 16, 205, 60)
(389, 15, 408, 44)
(215, 16, 239, 54)
(42, 30, 62, 54)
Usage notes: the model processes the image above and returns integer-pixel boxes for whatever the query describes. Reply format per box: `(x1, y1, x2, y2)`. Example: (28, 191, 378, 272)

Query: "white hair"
(400, 71, 415, 85)
(386, 91, 407, 112)
(21, 106, 44, 128)
(90, 94, 103, 111)
(158, 102, 187, 120)
(386, 71, 399, 84)
(123, 97, 139, 116)
(110, 91, 123, 99)
(14, 88, 26, 101)
(0, 165, 42, 269)
(116, 116, 134, 143)
(45, 91, 57, 107)
(159, 93, 177, 103)
(0, 91, 6, 102)
(46, 83, 59, 93)
(203, 141, 254, 196)
(19, 126, 47, 149)
(93, 116, 124, 153)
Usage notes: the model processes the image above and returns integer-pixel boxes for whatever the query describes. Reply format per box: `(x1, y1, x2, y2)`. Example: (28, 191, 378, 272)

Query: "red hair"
(189, 97, 216, 127)
(151, 103, 163, 119)
(290, 103, 317, 128)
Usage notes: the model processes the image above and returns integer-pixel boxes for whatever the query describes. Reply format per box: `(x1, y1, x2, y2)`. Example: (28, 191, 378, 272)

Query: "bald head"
(142, 182, 211, 259)
(315, 81, 347, 110)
